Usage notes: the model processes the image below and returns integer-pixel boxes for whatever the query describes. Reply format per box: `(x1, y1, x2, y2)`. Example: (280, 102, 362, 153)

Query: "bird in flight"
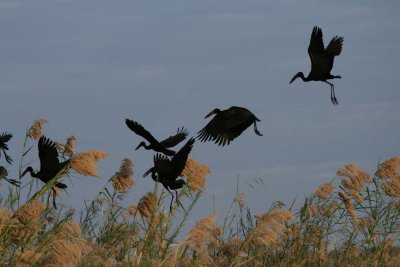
(143, 137, 195, 211)
(125, 119, 188, 157)
(21, 136, 70, 209)
(290, 26, 344, 105)
(0, 132, 20, 186)
(197, 106, 262, 146)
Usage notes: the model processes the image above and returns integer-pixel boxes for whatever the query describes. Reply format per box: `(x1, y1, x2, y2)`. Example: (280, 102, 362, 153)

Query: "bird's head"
(289, 72, 305, 84)
(204, 108, 221, 118)
(135, 141, 146, 150)
(143, 167, 155, 178)
(21, 166, 35, 178)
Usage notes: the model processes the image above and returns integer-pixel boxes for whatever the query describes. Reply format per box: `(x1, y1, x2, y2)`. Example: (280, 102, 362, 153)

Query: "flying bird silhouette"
(197, 106, 263, 146)
(21, 136, 70, 209)
(143, 137, 195, 210)
(125, 119, 188, 157)
(0, 132, 13, 164)
(0, 132, 20, 187)
(289, 26, 344, 105)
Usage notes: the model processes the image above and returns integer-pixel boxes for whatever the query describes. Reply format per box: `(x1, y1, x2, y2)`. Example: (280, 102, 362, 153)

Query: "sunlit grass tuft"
(1, 123, 400, 266)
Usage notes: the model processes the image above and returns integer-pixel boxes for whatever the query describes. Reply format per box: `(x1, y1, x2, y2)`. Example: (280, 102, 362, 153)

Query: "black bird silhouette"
(125, 119, 188, 156)
(289, 26, 344, 105)
(0, 132, 20, 187)
(21, 136, 70, 209)
(197, 106, 263, 146)
(143, 137, 195, 210)
(0, 132, 13, 164)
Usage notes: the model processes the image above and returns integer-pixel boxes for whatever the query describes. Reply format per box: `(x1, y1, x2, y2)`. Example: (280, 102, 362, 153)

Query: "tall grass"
(1, 122, 400, 266)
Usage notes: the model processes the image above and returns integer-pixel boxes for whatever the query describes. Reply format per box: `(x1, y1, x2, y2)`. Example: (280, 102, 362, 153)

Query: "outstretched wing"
(160, 127, 188, 148)
(197, 111, 230, 145)
(325, 36, 344, 70)
(308, 26, 325, 73)
(38, 136, 60, 178)
(171, 138, 195, 177)
(197, 108, 253, 146)
(125, 119, 159, 145)
(0, 132, 13, 164)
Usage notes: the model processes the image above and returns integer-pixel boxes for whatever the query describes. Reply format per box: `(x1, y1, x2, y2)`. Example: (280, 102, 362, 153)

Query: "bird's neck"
(28, 168, 39, 178)
(301, 73, 312, 82)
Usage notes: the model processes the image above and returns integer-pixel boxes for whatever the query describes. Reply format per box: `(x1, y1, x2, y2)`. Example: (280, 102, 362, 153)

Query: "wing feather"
(125, 119, 159, 145)
(159, 127, 188, 148)
(171, 138, 195, 177)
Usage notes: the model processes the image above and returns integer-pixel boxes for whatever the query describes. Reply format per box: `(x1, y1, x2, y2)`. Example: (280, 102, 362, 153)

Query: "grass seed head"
(376, 157, 400, 179)
(70, 150, 108, 177)
(338, 192, 357, 222)
(186, 213, 218, 255)
(111, 158, 134, 193)
(138, 192, 157, 219)
(27, 119, 48, 140)
(316, 182, 335, 200)
(182, 157, 211, 192)
(338, 163, 371, 192)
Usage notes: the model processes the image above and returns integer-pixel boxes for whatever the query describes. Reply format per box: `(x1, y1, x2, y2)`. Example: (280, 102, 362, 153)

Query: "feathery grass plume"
(377, 157, 400, 197)
(27, 119, 48, 140)
(58, 221, 83, 242)
(247, 210, 294, 247)
(182, 157, 211, 192)
(17, 250, 43, 267)
(0, 208, 12, 233)
(70, 150, 108, 177)
(338, 191, 357, 222)
(376, 157, 400, 179)
(111, 158, 134, 193)
(138, 192, 157, 219)
(222, 238, 243, 257)
(186, 213, 218, 255)
(40, 239, 83, 267)
(315, 182, 335, 200)
(13, 200, 46, 225)
(337, 162, 371, 192)
(382, 178, 400, 198)
(128, 204, 138, 217)
(64, 135, 77, 156)
(10, 201, 46, 245)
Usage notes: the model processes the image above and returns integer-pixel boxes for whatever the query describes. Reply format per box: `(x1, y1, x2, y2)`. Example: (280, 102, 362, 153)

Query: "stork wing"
(171, 138, 195, 177)
(125, 119, 160, 145)
(325, 36, 344, 70)
(307, 26, 325, 70)
(38, 136, 60, 176)
(197, 108, 253, 146)
(159, 127, 188, 148)
(197, 111, 230, 145)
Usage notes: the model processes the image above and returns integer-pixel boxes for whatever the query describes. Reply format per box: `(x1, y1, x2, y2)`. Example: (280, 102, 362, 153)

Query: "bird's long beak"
(135, 143, 142, 150)
(143, 167, 153, 178)
(204, 110, 215, 119)
(289, 75, 297, 84)
(20, 168, 29, 178)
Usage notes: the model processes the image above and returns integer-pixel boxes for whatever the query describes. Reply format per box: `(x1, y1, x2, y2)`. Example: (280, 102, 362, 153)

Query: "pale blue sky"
(1, 0, 399, 230)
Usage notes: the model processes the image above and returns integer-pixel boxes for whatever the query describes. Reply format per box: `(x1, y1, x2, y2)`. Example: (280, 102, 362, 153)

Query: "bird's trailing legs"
(324, 81, 339, 106)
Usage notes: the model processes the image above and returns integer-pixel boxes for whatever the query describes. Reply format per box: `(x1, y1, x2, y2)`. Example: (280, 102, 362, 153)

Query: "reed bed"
(1, 121, 400, 266)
